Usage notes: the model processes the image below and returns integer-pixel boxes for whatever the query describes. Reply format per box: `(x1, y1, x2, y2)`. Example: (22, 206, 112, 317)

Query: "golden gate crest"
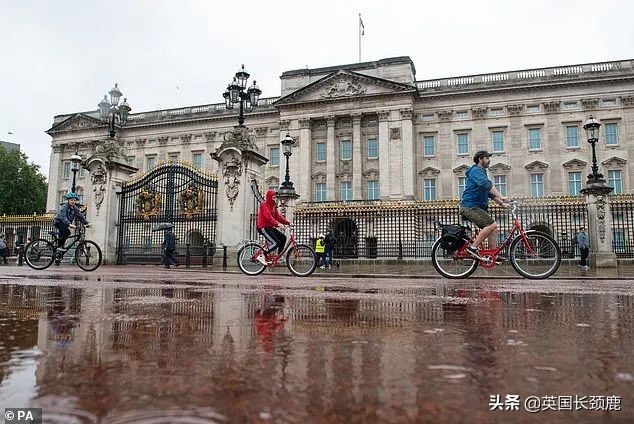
(135, 184, 161, 219)
(179, 183, 204, 219)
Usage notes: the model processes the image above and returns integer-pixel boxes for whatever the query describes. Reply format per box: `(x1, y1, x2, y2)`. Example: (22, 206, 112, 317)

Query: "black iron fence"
(0, 214, 56, 255)
(292, 196, 634, 259)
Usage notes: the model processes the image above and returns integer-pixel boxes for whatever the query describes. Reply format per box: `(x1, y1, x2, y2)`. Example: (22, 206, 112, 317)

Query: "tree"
(0, 146, 48, 215)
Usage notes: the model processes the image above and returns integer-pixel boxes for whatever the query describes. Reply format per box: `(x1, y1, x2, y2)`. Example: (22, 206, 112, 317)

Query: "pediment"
(453, 164, 470, 175)
(524, 160, 549, 171)
(311, 171, 327, 180)
(601, 156, 627, 168)
(274, 70, 416, 106)
(265, 176, 279, 184)
(419, 166, 441, 176)
(489, 162, 511, 173)
(562, 158, 587, 169)
(362, 168, 379, 177)
(47, 113, 104, 134)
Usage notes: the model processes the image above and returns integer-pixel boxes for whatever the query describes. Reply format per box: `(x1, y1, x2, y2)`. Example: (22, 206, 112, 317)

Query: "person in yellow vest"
(315, 234, 326, 269)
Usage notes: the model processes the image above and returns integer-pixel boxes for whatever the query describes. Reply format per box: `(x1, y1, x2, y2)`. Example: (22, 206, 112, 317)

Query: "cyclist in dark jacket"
(53, 192, 88, 252)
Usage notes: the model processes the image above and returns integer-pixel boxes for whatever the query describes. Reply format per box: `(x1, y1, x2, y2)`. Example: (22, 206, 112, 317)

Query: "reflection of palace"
(2, 285, 634, 420)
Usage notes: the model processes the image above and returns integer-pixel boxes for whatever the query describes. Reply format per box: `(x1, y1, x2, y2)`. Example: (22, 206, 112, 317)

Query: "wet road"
(0, 267, 633, 423)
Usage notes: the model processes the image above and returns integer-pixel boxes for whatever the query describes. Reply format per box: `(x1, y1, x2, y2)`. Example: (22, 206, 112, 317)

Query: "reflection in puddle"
(0, 283, 633, 422)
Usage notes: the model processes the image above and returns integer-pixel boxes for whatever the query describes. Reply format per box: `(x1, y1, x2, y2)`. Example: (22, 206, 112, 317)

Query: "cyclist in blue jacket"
(460, 150, 508, 259)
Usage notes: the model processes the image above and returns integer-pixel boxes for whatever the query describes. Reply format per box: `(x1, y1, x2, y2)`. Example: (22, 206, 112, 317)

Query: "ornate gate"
(117, 162, 218, 264)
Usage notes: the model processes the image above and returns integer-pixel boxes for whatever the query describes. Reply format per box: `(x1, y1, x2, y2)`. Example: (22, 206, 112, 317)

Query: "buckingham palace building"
(47, 56, 634, 208)
(42, 56, 634, 261)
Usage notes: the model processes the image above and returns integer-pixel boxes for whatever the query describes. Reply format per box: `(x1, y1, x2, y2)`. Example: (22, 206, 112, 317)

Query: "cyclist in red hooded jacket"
(256, 189, 290, 265)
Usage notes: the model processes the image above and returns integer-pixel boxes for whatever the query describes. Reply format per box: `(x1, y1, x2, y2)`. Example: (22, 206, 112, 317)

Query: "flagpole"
(358, 13, 362, 62)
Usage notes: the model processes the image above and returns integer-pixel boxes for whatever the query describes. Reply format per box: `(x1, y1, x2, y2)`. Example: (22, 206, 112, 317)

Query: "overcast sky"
(1, 0, 633, 178)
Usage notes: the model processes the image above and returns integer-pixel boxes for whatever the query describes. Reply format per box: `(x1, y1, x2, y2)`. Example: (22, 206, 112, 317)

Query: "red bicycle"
(432, 200, 561, 279)
(237, 226, 318, 277)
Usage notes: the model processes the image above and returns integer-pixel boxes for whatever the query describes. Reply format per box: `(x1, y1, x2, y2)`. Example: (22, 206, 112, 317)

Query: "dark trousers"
(324, 248, 334, 267)
(164, 249, 178, 267)
(258, 228, 286, 255)
(54, 222, 71, 249)
(580, 247, 589, 267)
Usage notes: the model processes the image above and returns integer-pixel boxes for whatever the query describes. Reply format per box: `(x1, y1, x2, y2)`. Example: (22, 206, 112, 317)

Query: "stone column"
(211, 127, 268, 249)
(298, 118, 312, 202)
(400, 109, 415, 200)
(84, 150, 137, 264)
(352, 113, 363, 200)
(326, 115, 336, 201)
(46, 144, 64, 212)
(582, 185, 617, 267)
(378, 110, 391, 200)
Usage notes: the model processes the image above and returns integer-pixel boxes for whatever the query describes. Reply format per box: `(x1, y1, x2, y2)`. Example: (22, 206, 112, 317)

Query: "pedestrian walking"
(324, 232, 336, 269)
(576, 227, 590, 272)
(0, 233, 8, 264)
(315, 234, 326, 269)
(163, 227, 178, 269)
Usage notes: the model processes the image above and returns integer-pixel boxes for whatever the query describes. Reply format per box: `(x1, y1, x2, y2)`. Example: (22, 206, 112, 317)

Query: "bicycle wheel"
(431, 238, 478, 279)
(75, 240, 102, 272)
(509, 231, 561, 279)
(237, 242, 266, 276)
(286, 243, 317, 277)
(24, 239, 55, 270)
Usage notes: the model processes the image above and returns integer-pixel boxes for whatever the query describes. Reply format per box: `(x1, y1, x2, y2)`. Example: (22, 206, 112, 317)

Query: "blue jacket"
(54, 203, 88, 226)
(460, 165, 494, 210)
(576, 232, 590, 249)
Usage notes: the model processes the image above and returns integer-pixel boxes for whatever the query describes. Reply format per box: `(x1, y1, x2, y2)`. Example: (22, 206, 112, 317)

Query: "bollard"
(202, 242, 208, 268)
(222, 245, 227, 270)
(17, 246, 24, 266)
(185, 243, 191, 268)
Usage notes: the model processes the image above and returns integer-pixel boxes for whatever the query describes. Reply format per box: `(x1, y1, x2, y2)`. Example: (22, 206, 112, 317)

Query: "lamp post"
(98, 83, 131, 138)
(280, 133, 296, 191)
(223, 65, 262, 127)
(70, 152, 82, 193)
(582, 115, 606, 186)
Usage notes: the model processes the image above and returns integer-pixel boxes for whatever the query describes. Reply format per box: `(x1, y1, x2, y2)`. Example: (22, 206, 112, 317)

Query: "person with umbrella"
(154, 223, 178, 269)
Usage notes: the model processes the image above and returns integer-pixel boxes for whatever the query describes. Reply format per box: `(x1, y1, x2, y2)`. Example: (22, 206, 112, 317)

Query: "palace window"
(316, 142, 326, 162)
(340, 140, 352, 161)
(146, 156, 156, 170)
(63, 162, 71, 179)
(193, 153, 203, 168)
(367, 138, 378, 159)
(367, 180, 379, 200)
(608, 170, 623, 194)
(530, 173, 544, 197)
(494, 175, 507, 197)
(340, 181, 352, 201)
(568, 171, 582, 196)
(457, 133, 469, 155)
(423, 135, 435, 157)
(492, 131, 504, 153)
(315, 183, 326, 202)
(458, 177, 466, 197)
(605, 123, 618, 146)
(424, 179, 437, 201)
(269, 147, 279, 167)
(528, 128, 541, 150)
(566, 126, 579, 148)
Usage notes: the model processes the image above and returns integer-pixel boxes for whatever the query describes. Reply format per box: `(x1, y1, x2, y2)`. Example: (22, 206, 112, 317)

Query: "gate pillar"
(83, 140, 137, 264)
(212, 126, 268, 249)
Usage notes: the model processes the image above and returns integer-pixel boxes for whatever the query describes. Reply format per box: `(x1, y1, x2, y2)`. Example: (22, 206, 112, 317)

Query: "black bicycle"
(24, 224, 102, 271)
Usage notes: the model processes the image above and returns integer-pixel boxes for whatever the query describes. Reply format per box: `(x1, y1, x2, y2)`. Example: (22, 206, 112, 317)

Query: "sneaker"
(465, 245, 482, 260)
(319, 265, 326, 269)
(256, 254, 267, 266)
(57, 247, 67, 253)
(495, 255, 508, 265)
(582, 266, 589, 272)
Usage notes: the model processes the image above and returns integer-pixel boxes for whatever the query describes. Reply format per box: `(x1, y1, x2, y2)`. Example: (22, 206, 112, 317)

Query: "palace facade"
(46, 56, 634, 212)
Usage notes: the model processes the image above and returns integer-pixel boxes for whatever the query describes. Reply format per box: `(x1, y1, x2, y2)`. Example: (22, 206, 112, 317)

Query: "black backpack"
(440, 225, 468, 252)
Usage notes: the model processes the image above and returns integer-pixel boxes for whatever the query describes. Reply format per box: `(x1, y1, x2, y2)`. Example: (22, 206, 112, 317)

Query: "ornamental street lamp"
(583, 115, 604, 185)
(280, 133, 296, 190)
(98, 83, 131, 138)
(70, 151, 82, 193)
(222, 65, 262, 127)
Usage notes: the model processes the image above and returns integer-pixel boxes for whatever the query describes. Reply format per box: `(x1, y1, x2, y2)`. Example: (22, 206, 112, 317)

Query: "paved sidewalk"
(1, 261, 632, 280)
